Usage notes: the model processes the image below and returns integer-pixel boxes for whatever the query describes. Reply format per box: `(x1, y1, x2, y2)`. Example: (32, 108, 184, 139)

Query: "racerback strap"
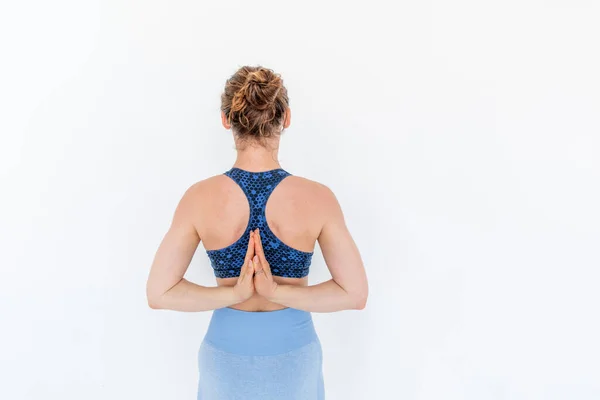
(224, 167, 291, 231)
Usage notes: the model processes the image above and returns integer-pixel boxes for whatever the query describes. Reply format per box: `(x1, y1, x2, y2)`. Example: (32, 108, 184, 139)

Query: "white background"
(1, 1, 599, 399)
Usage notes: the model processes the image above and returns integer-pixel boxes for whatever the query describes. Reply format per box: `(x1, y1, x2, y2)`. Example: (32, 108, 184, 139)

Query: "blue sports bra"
(206, 167, 313, 279)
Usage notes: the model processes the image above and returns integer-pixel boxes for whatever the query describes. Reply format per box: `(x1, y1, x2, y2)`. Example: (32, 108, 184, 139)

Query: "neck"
(233, 140, 281, 172)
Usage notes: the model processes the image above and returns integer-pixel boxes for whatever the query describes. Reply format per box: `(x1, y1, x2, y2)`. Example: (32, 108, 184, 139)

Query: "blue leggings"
(197, 307, 325, 400)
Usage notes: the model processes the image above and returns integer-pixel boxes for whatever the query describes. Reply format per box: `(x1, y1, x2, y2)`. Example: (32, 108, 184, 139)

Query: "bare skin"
(146, 110, 368, 312)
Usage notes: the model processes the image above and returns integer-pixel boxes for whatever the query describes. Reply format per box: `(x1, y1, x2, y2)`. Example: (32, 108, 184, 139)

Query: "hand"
(233, 231, 256, 303)
(252, 229, 279, 300)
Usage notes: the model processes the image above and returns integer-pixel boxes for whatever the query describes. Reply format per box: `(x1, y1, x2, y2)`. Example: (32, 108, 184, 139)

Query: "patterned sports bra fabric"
(206, 168, 313, 279)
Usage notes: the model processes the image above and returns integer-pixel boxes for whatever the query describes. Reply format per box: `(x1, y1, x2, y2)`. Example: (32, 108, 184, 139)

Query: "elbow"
(146, 290, 164, 310)
(148, 298, 162, 310)
(147, 296, 161, 310)
(350, 291, 368, 310)
(352, 280, 369, 310)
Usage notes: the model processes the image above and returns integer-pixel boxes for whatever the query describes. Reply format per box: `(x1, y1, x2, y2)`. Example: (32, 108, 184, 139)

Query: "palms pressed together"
(233, 229, 279, 302)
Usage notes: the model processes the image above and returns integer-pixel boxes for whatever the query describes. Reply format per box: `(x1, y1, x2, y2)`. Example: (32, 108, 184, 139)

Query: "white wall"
(2, 1, 599, 399)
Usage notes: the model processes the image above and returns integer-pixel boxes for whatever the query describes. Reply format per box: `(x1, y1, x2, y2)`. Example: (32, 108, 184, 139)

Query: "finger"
(238, 263, 246, 282)
(242, 260, 250, 282)
(252, 255, 261, 271)
(243, 231, 255, 266)
(254, 230, 272, 278)
(253, 255, 271, 285)
(240, 242, 256, 283)
(242, 259, 253, 283)
(249, 257, 256, 275)
(248, 262, 255, 285)
(253, 257, 264, 283)
(253, 229, 265, 261)
(254, 230, 270, 267)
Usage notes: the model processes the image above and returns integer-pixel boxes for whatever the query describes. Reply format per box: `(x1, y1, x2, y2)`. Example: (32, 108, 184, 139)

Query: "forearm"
(148, 279, 240, 312)
(269, 279, 367, 313)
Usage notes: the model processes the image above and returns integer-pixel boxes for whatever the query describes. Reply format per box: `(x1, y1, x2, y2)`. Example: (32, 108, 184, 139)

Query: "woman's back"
(187, 167, 333, 311)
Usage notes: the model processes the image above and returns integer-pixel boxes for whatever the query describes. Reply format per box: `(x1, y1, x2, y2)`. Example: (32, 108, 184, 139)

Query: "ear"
(221, 111, 231, 129)
(283, 107, 291, 129)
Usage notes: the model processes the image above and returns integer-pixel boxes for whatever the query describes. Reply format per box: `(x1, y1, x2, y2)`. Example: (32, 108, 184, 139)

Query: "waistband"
(203, 307, 318, 356)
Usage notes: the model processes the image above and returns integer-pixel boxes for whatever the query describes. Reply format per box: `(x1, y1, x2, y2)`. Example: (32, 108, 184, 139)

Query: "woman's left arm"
(253, 187, 368, 312)
(146, 185, 255, 312)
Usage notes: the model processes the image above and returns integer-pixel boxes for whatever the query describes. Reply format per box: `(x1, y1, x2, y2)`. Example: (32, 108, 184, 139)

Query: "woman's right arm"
(146, 185, 254, 312)
(253, 185, 369, 312)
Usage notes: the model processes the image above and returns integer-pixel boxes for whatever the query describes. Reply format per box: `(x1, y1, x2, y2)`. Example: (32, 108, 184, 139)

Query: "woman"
(146, 65, 368, 400)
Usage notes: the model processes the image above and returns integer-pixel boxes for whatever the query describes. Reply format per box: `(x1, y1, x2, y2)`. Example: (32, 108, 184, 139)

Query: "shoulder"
(172, 174, 236, 229)
(176, 173, 232, 208)
(283, 175, 341, 212)
(183, 173, 232, 196)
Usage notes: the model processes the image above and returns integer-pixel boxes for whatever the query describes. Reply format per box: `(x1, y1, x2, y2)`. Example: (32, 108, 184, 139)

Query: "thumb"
(247, 262, 255, 288)
(253, 255, 262, 272)
(243, 259, 253, 282)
